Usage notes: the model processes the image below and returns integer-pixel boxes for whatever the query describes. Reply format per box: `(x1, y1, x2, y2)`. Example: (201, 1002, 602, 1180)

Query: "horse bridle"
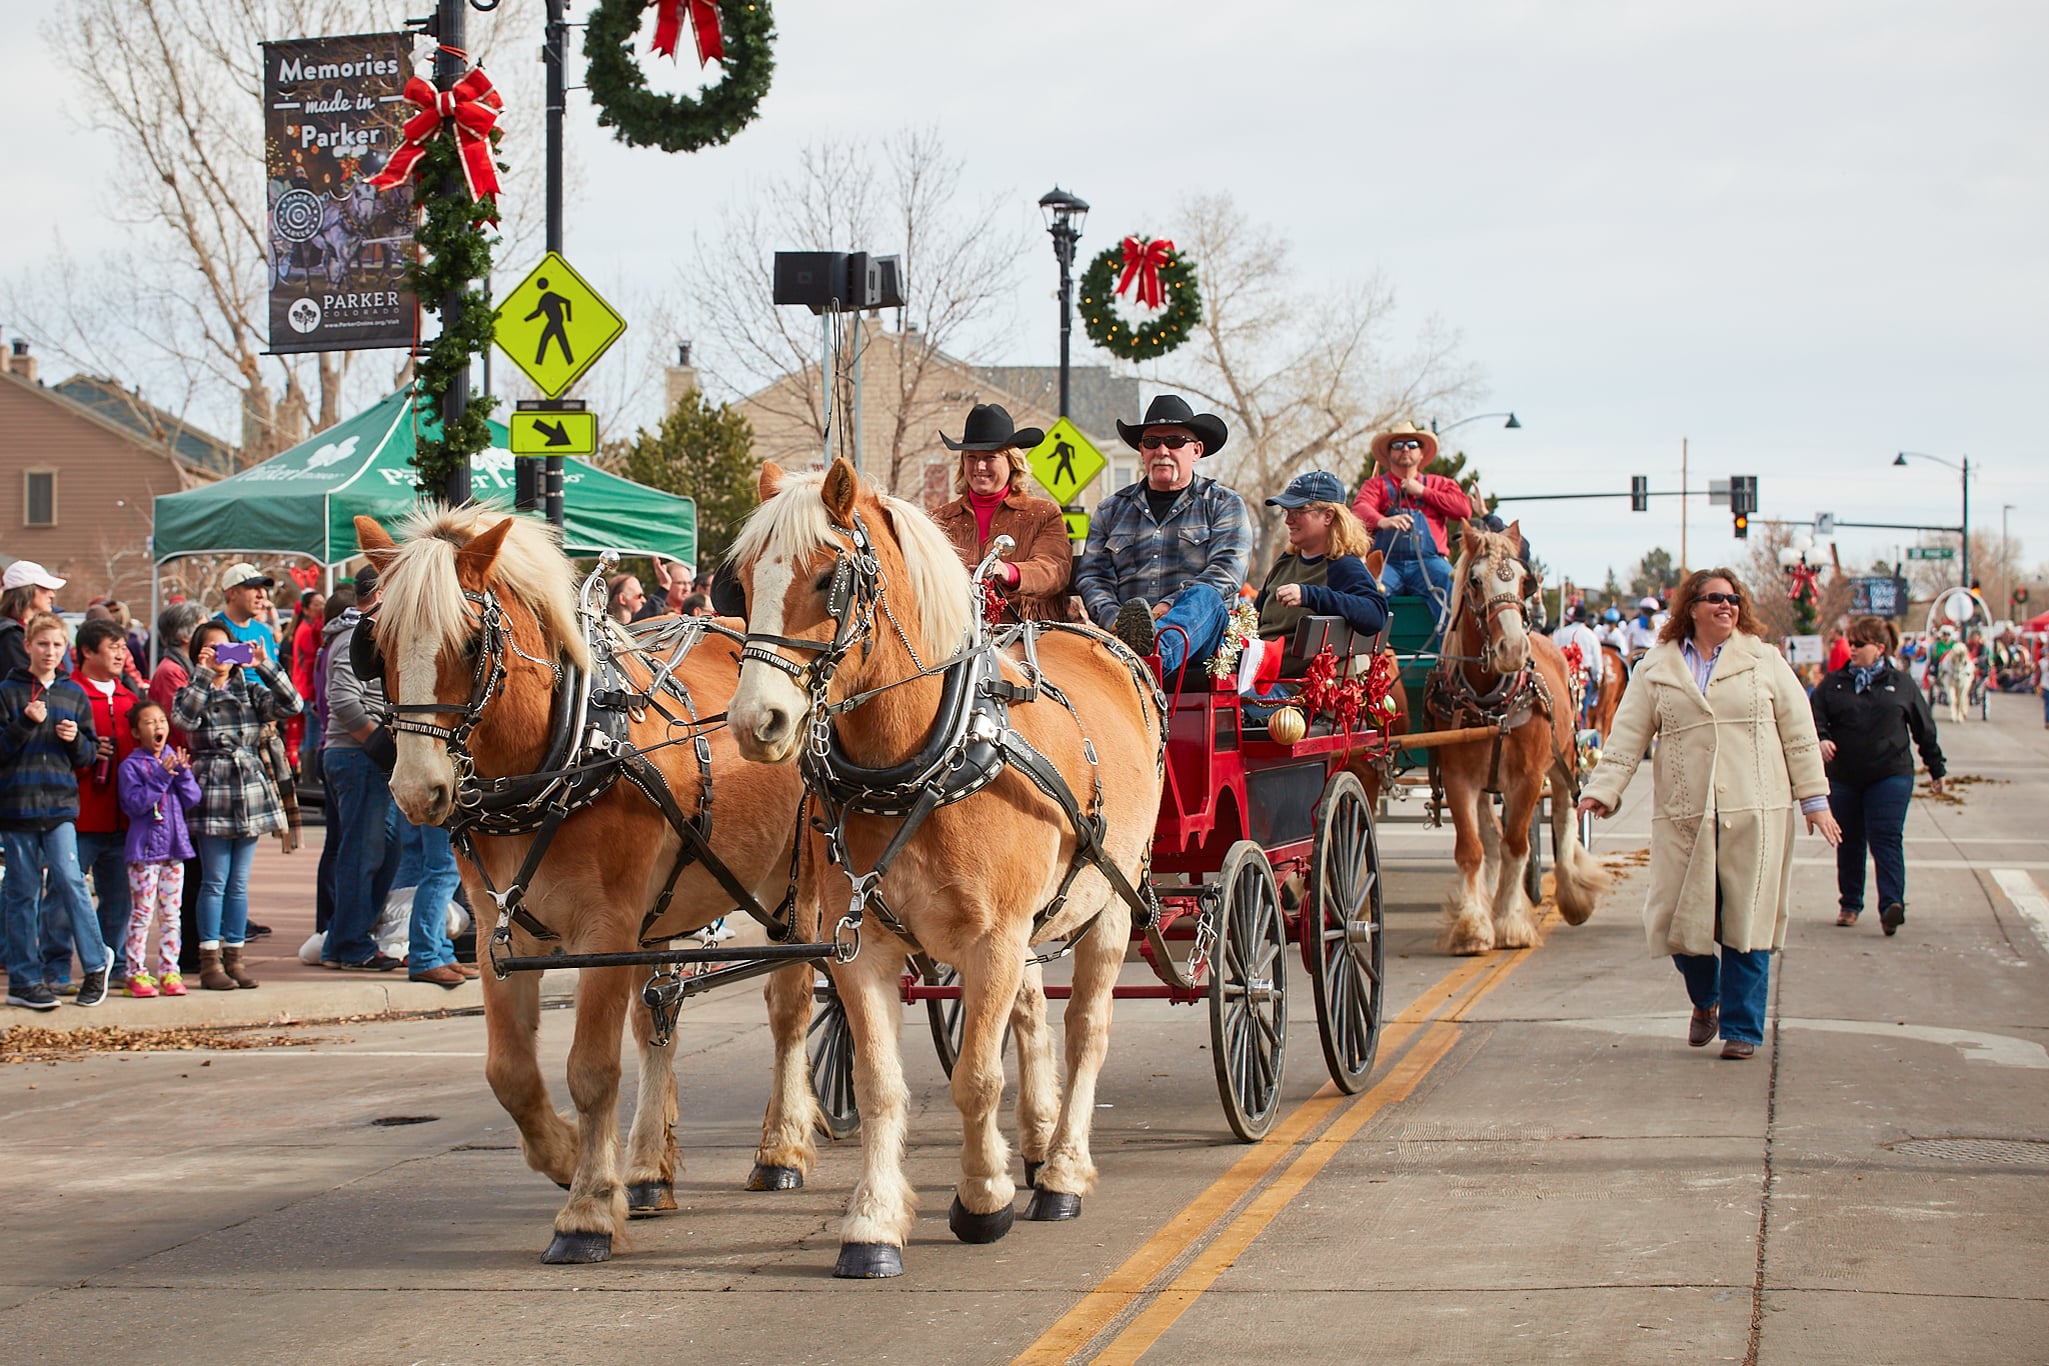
(383, 586, 558, 800)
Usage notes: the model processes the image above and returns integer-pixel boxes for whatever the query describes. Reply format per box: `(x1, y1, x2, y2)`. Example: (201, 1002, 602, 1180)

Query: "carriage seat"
(1287, 615, 1387, 671)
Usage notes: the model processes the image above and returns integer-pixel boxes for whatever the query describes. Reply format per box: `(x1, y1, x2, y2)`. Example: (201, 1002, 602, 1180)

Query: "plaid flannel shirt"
(172, 662, 303, 840)
(1075, 475, 1255, 627)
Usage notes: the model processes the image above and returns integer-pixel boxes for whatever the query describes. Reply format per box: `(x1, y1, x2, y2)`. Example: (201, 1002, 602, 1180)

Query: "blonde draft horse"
(355, 508, 824, 1267)
(1938, 645, 1975, 723)
(725, 460, 1165, 1280)
(1431, 522, 1612, 955)
(1590, 644, 1628, 739)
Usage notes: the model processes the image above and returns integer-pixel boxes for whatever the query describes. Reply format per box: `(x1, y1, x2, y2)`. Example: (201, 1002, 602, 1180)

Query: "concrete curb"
(5, 969, 579, 1032)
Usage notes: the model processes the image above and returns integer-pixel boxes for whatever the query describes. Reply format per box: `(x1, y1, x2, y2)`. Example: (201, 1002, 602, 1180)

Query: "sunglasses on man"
(1139, 434, 1195, 451)
(1389, 439, 1423, 451)
(1698, 592, 1742, 606)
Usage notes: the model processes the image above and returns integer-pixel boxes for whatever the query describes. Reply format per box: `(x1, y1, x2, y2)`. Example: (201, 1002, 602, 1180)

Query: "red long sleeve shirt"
(1352, 471, 1473, 558)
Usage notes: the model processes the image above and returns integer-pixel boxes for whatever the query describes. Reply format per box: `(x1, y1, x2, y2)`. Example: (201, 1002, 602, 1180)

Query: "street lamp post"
(2003, 503, 2016, 616)
(1433, 411, 1521, 435)
(1894, 451, 1971, 590)
(1038, 187, 1089, 420)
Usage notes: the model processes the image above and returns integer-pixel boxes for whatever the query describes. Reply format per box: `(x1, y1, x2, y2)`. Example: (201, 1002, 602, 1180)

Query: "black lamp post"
(1895, 451, 1970, 590)
(1433, 411, 1521, 434)
(1038, 187, 1089, 419)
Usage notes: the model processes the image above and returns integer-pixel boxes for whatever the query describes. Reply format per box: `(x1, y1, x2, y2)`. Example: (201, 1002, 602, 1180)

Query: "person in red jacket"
(1351, 419, 1472, 628)
(53, 618, 144, 986)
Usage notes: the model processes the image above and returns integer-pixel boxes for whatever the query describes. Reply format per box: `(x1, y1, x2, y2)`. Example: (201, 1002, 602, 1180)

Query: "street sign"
(1027, 417, 1107, 507)
(1062, 511, 1089, 542)
(494, 251, 627, 398)
(1708, 478, 1730, 507)
(1906, 546, 1957, 561)
(509, 408, 598, 456)
(1814, 512, 1835, 535)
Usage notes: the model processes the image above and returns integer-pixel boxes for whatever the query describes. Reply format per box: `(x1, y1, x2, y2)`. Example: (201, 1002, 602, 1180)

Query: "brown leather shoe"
(408, 964, 467, 989)
(1688, 1006, 1719, 1047)
(452, 962, 481, 979)
(1720, 1039, 1756, 1060)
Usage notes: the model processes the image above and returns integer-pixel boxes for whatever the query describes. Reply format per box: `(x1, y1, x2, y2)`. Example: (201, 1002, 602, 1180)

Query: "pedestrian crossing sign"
(494, 251, 627, 398)
(1027, 417, 1107, 507)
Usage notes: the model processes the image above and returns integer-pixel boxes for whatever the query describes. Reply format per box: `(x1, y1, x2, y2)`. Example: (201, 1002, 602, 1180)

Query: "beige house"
(0, 343, 222, 609)
(730, 322, 1139, 514)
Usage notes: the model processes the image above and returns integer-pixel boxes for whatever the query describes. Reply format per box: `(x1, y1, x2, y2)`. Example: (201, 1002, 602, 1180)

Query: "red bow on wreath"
(1115, 236, 1175, 312)
(368, 67, 504, 209)
(1787, 562, 1821, 604)
(649, 0, 725, 64)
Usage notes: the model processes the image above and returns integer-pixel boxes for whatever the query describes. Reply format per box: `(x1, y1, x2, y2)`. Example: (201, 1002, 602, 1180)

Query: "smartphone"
(214, 640, 255, 666)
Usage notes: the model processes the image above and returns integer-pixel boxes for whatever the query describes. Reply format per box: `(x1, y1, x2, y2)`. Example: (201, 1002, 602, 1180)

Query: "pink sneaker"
(157, 972, 186, 997)
(126, 973, 159, 998)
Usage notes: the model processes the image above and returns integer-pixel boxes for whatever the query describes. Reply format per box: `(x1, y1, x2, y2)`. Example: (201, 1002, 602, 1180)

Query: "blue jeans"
(1830, 774, 1913, 914)
(2, 825, 109, 987)
(195, 834, 258, 948)
(1154, 583, 1232, 678)
(1372, 530, 1453, 629)
(1673, 947, 1771, 1046)
(323, 746, 400, 964)
(43, 829, 132, 982)
(315, 771, 337, 934)
(397, 821, 461, 974)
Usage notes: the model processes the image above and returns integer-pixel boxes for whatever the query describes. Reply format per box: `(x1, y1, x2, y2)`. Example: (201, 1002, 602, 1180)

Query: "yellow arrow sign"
(1027, 417, 1107, 507)
(1062, 511, 1090, 542)
(508, 409, 598, 456)
(494, 251, 626, 398)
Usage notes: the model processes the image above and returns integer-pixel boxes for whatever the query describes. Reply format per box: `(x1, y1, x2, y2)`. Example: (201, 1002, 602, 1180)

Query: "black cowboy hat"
(939, 403, 1044, 453)
(1115, 394, 1228, 456)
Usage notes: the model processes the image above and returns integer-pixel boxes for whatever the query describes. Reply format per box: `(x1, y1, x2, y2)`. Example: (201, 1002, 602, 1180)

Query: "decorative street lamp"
(1434, 411, 1521, 435)
(1894, 450, 1970, 590)
(1038, 187, 1089, 419)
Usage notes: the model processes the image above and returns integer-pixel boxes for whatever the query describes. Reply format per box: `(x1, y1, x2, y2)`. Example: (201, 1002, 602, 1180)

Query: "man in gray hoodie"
(320, 567, 401, 971)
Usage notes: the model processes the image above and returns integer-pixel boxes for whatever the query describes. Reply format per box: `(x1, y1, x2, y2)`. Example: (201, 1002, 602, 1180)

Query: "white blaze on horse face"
(728, 553, 811, 764)
(388, 629, 459, 824)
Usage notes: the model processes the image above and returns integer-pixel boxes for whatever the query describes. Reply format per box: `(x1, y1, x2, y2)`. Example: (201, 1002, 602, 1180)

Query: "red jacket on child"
(69, 668, 143, 835)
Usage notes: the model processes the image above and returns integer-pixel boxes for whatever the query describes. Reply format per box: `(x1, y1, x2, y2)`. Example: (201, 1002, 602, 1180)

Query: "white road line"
(1793, 858, 2049, 870)
(1554, 1016, 2049, 1069)
(1991, 868, 2049, 954)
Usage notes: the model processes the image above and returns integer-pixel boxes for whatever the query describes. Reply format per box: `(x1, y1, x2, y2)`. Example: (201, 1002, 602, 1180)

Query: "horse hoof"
(626, 1181, 676, 1216)
(541, 1230, 613, 1264)
(949, 1194, 1016, 1245)
(1023, 1159, 1042, 1189)
(745, 1164, 804, 1192)
(833, 1242, 904, 1279)
(1024, 1189, 1083, 1222)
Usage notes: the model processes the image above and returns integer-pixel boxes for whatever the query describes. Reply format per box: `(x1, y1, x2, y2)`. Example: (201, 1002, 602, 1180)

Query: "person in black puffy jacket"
(1809, 616, 1945, 937)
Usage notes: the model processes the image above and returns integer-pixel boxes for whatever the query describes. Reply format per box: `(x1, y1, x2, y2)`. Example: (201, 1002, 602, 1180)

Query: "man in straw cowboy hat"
(930, 403, 1073, 622)
(1075, 394, 1254, 674)
(1351, 419, 1472, 627)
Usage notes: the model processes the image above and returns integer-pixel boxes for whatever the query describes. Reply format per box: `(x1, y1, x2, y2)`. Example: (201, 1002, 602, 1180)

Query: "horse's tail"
(1549, 758, 1612, 926)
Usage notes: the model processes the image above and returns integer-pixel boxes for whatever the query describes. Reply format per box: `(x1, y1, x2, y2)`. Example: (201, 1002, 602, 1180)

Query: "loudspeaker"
(871, 254, 906, 310)
(773, 251, 847, 313)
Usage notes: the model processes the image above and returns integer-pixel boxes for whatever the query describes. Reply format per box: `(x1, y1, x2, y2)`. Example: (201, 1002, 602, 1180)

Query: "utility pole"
(541, 0, 567, 526)
(1679, 437, 1688, 575)
(434, 0, 472, 506)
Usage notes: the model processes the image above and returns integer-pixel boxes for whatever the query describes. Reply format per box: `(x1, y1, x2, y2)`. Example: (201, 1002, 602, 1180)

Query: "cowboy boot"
(222, 946, 259, 990)
(198, 949, 236, 992)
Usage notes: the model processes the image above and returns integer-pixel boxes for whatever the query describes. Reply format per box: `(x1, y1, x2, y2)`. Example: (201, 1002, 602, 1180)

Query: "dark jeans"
(42, 829, 132, 982)
(1673, 948, 1771, 1046)
(315, 770, 337, 934)
(1829, 774, 1914, 914)
(322, 747, 400, 964)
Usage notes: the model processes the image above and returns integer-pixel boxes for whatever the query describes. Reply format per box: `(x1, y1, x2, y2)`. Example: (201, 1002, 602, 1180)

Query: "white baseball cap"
(1638, 596, 1660, 611)
(1, 560, 66, 591)
(218, 561, 276, 593)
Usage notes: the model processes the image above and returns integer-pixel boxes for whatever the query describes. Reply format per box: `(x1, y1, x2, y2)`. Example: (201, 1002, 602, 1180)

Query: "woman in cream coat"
(1578, 569, 1841, 1059)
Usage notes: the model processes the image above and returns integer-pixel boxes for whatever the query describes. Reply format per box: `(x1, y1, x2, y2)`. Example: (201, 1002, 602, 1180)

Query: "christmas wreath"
(1080, 235, 1201, 361)
(583, 0, 776, 155)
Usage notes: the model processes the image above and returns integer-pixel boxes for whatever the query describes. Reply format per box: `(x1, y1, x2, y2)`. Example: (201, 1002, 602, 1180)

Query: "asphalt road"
(3, 689, 2045, 1364)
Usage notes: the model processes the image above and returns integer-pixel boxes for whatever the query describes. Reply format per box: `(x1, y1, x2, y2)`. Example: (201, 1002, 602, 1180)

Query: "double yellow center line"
(1015, 916, 1552, 1365)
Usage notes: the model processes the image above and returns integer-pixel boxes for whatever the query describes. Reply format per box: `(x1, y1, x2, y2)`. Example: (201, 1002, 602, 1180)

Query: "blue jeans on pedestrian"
(44, 829, 132, 982)
(1830, 774, 1913, 915)
(1673, 946, 1771, 1046)
(315, 770, 338, 934)
(195, 834, 258, 948)
(397, 820, 461, 974)
(1154, 583, 1232, 679)
(323, 746, 400, 965)
(2, 824, 110, 988)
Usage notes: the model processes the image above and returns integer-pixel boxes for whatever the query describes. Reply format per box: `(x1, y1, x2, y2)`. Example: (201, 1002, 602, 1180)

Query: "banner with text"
(262, 33, 417, 354)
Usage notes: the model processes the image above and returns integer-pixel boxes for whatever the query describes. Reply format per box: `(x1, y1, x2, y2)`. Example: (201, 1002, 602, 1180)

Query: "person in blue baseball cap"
(1234, 469, 1389, 698)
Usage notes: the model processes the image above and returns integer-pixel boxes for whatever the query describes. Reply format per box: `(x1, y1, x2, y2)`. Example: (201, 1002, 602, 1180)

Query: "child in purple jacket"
(116, 701, 201, 997)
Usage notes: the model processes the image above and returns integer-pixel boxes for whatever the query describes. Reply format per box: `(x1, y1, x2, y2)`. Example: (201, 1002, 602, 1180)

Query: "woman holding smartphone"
(171, 620, 301, 991)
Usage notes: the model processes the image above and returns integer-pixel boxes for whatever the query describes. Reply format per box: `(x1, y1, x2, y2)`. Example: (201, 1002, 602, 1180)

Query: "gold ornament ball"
(1268, 707, 1307, 744)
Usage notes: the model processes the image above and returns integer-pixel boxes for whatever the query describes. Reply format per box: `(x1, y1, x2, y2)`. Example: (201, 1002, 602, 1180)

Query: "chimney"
(5, 338, 37, 385)
(664, 341, 699, 413)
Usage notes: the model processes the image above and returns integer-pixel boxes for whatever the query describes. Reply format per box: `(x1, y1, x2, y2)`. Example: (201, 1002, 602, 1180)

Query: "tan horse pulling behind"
(726, 459, 1165, 1280)
(1589, 643, 1628, 739)
(1423, 522, 1611, 954)
(356, 508, 830, 1267)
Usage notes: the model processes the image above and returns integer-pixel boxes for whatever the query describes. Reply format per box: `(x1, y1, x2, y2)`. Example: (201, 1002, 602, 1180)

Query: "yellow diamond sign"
(494, 252, 626, 398)
(1027, 417, 1107, 507)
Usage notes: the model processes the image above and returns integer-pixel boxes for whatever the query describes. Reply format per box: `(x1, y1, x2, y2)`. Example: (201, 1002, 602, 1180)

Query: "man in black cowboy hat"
(1075, 394, 1254, 673)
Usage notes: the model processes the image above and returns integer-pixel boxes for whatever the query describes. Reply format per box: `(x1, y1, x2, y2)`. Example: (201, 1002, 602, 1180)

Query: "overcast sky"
(10, 0, 2046, 590)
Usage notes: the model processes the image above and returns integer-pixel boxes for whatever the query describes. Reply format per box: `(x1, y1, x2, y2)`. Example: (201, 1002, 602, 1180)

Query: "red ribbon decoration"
(1114, 236, 1175, 312)
(368, 67, 504, 209)
(1787, 562, 1821, 604)
(650, 0, 725, 64)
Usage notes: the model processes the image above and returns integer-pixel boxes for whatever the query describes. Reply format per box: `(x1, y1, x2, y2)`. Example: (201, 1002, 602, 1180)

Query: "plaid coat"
(1075, 474, 1255, 628)
(171, 662, 303, 840)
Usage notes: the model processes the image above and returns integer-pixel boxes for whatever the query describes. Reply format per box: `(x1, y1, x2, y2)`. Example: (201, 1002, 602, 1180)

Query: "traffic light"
(1733, 513, 1750, 539)
(1630, 475, 1648, 512)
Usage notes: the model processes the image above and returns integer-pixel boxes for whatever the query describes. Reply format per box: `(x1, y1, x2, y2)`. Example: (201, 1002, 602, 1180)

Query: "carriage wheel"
(1307, 773, 1384, 1094)
(807, 979, 860, 1141)
(1209, 841, 1288, 1142)
(1523, 803, 1545, 906)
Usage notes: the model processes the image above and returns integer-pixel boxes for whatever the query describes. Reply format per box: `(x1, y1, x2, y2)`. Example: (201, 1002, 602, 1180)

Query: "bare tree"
(1144, 193, 1482, 561)
(686, 128, 1029, 495)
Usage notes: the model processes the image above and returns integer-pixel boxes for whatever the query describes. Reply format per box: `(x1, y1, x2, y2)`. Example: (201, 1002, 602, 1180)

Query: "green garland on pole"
(407, 132, 499, 492)
(1079, 239, 1202, 361)
(584, 0, 776, 154)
